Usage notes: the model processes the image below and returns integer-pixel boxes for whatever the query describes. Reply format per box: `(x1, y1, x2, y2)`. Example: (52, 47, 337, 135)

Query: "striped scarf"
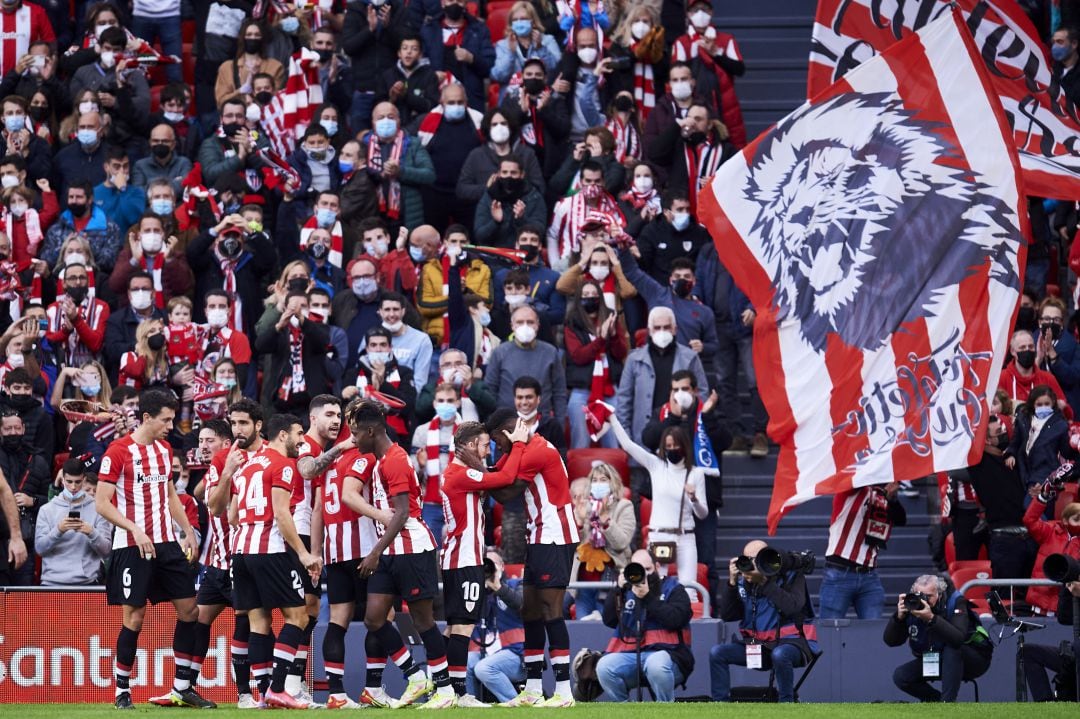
(587, 331, 613, 403)
(140, 252, 166, 309)
(440, 253, 467, 349)
(584, 269, 617, 311)
(218, 254, 243, 331)
(355, 362, 406, 435)
(425, 416, 456, 503)
(5, 208, 42, 260)
(278, 324, 306, 402)
(47, 294, 103, 366)
(605, 115, 640, 162)
(684, 138, 726, 215)
(417, 103, 484, 147)
(300, 215, 344, 268)
(366, 131, 405, 220)
(259, 48, 324, 158)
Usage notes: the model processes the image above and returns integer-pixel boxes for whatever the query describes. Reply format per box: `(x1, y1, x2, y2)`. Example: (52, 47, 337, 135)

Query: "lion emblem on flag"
(743, 91, 1022, 353)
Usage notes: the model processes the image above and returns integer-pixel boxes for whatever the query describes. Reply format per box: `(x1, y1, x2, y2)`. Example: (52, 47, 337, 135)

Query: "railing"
(957, 577, 1059, 602)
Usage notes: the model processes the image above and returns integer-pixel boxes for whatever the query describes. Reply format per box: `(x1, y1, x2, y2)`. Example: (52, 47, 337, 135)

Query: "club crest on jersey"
(465, 600, 476, 612)
(100, 456, 111, 474)
(467, 468, 484, 482)
(352, 457, 368, 474)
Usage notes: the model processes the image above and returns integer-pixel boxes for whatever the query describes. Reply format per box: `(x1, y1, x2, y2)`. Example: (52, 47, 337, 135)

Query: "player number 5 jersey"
(322, 450, 379, 564)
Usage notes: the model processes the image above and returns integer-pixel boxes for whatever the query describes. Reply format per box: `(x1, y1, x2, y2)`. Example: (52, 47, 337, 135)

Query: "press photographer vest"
(737, 572, 818, 643)
(605, 576, 692, 653)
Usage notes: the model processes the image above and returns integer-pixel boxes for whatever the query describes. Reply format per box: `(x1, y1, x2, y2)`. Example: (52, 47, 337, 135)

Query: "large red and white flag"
(809, 0, 1080, 200)
(260, 48, 324, 158)
(699, 10, 1027, 532)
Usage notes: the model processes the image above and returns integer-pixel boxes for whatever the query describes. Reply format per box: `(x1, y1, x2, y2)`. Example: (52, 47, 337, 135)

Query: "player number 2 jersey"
(100, 436, 176, 550)
(232, 448, 295, 555)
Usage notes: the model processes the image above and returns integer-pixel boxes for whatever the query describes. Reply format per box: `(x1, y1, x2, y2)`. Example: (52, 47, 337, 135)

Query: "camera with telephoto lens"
(755, 547, 816, 577)
(903, 591, 932, 611)
(483, 558, 497, 580)
(1044, 553, 1080, 584)
(623, 562, 646, 585)
(735, 555, 756, 573)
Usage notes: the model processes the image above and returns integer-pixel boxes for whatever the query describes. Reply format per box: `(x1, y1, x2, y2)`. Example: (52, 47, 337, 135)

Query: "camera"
(1044, 553, 1080, 583)
(623, 562, 646, 585)
(903, 591, 931, 611)
(735, 555, 755, 573)
(483, 557, 496, 579)
(755, 547, 816, 577)
(219, 234, 243, 259)
(606, 55, 632, 71)
(1045, 462, 1080, 493)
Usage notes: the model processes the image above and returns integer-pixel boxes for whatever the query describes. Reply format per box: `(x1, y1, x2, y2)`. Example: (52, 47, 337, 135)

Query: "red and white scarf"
(299, 215, 344, 268)
(628, 46, 656, 122)
(140, 252, 166, 309)
(424, 416, 457, 502)
(684, 138, 726, 215)
(416, 103, 484, 147)
(218, 253, 243, 331)
(366, 131, 405, 220)
(355, 362, 406, 434)
(605, 115, 640, 163)
(620, 186, 659, 214)
(47, 295, 104, 366)
(440, 253, 468, 349)
(278, 324, 306, 402)
(177, 163, 221, 233)
(258, 48, 324, 158)
(584, 269, 617, 311)
(587, 331, 614, 403)
(5, 208, 42, 257)
(550, 191, 622, 260)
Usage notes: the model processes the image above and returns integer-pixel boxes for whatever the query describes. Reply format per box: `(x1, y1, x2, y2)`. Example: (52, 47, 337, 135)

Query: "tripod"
(993, 610, 1044, 701)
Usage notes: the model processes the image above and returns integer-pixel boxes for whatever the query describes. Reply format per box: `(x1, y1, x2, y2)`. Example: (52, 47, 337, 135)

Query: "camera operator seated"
(469, 548, 527, 704)
(883, 574, 993, 702)
(595, 550, 693, 702)
(1022, 578, 1080, 701)
(33, 458, 112, 585)
(709, 540, 818, 703)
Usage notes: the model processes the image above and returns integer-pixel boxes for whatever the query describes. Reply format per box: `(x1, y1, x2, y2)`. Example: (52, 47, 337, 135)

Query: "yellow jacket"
(418, 256, 493, 345)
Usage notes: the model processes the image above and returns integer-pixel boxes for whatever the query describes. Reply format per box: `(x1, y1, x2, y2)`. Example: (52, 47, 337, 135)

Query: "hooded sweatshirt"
(34, 491, 112, 586)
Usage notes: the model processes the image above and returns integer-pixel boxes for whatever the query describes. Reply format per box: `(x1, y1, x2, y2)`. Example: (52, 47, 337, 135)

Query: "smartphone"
(38, 318, 47, 332)
(68, 509, 81, 520)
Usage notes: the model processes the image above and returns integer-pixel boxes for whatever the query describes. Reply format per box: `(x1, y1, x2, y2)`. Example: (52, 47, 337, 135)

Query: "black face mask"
(288, 277, 310, 293)
(614, 95, 635, 112)
(28, 106, 48, 122)
(1015, 306, 1037, 332)
(68, 202, 88, 217)
(66, 285, 88, 305)
(1015, 349, 1036, 370)
(686, 131, 707, 146)
(520, 244, 539, 262)
(581, 297, 601, 314)
(665, 448, 684, 464)
(494, 177, 526, 200)
(1043, 323, 1063, 341)
(523, 77, 546, 96)
(255, 91, 274, 106)
(221, 123, 244, 139)
(171, 471, 182, 484)
(316, 48, 333, 63)
(243, 38, 263, 54)
(5, 394, 35, 412)
(148, 333, 166, 351)
(671, 278, 693, 298)
(0, 433, 22, 450)
(994, 432, 1009, 451)
(444, 3, 464, 20)
(309, 243, 329, 260)
(219, 234, 243, 259)
(151, 143, 171, 160)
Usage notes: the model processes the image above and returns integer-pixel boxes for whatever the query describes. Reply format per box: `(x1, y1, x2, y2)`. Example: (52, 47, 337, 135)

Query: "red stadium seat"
(567, 448, 630, 484)
(488, 81, 501, 108)
(944, 533, 988, 567)
(950, 566, 992, 614)
(487, 7, 510, 42)
(504, 563, 524, 579)
(696, 562, 710, 596)
(639, 496, 651, 546)
(1054, 482, 1078, 520)
(150, 85, 162, 113)
(182, 19, 196, 44)
(948, 560, 992, 577)
(182, 43, 196, 85)
(690, 601, 705, 618)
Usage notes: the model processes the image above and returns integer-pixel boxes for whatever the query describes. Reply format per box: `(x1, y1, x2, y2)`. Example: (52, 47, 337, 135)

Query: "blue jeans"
(130, 16, 183, 83)
(471, 648, 525, 703)
(709, 642, 806, 702)
(817, 566, 885, 619)
(596, 650, 684, 702)
(422, 503, 444, 548)
(574, 588, 602, 617)
(568, 388, 618, 450)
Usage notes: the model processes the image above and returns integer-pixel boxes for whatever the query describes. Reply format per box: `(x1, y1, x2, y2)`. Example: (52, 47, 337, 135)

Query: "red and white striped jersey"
(504, 435, 579, 545)
(441, 446, 525, 570)
(232, 447, 295, 555)
(0, 4, 54, 75)
(826, 486, 894, 569)
(291, 434, 322, 537)
(322, 449, 378, 564)
(198, 446, 255, 570)
(99, 436, 176, 550)
(371, 443, 436, 555)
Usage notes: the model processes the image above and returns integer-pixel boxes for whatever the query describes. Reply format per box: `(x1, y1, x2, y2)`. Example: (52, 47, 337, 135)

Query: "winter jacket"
(615, 342, 708, 445)
(341, 0, 409, 93)
(1005, 409, 1077, 487)
(473, 187, 548, 248)
(42, 206, 124, 272)
(417, 254, 493, 345)
(1024, 496, 1080, 615)
(419, 12, 496, 110)
(376, 60, 441, 128)
(108, 247, 194, 305)
(360, 130, 436, 230)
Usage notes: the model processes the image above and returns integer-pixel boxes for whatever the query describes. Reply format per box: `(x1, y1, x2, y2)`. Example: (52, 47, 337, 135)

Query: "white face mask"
(95, 22, 113, 39)
(130, 289, 153, 310)
(206, 308, 229, 328)
(441, 367, 464, 386)
(514, 324, 537, 344)
(690, 9, 712, 28)
(140, 231, 163, 254)
(382, 320, 403, 333)
(367, 350, 391, 364)
(290, 315, 301, 328)
(577, 47, 598, 65)
(99, 50, 116, 69)
(518, 407, 538, 421)
(631, 21, 650, 40)
(79, 101, 99, 115)
(674, 389, 694, 410)
(589, 264, 610, 281)
(0, 175, 19, 189)
(446, 244, 462, 258)
(65, 252, 87, 267)
(505, 293, 527, 306)
(245, 103, 262, 122)
(633, 175, 654, 193)
(489, 124, 511, 144)
(671, 80, 693, 101)
(651, 329, 674, 348)
(7, 352, 23, 368)
(8, 202, 26, 218)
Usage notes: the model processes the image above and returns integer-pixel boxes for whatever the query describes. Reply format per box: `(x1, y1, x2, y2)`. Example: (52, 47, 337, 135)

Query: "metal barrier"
(957, 577, 1059, 601)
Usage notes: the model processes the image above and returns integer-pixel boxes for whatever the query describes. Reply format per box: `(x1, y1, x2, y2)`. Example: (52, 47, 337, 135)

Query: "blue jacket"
(719, 571, 818, 661)
(473, 578, 525, 655)
(93, 183, 147, 234)
(41, 206, 124, 272)
(695, 242, 752, 339)
(493, 263, 565, 327)
(1042, 329, 1080, 413)
(602, 576, 694, 681)
(419, 13, 496, 110)
(1006, 409, 1076, 486)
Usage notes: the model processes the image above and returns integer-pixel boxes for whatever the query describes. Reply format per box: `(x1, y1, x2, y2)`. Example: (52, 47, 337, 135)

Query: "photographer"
(470, 549, 527, 705)
(883, 574, 992, 702)
(1023, 580, 1080, 701)
(595, 549, 693, 702)
(709, 541, 818, 703)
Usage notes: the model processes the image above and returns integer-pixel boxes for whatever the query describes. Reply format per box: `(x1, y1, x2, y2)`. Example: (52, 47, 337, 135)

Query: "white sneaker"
(237, 694, 260, 709)
(456, 694, 491, 708)
(579, 610, 603, 622)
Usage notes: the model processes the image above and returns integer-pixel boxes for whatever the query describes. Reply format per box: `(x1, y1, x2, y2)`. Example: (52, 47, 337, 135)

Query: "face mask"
(686, 130, 707, 146)
(581, 183, 603, 201)
(496, 176, 525, 198)
(287, 277, 309, 293)
(631, 21, 651, 40)
(77, 129, 98, 147)
(634, 176, 654, 193)
(353, 277, 378, 297)
(671, 211, 691, 231)
(674, 389, 694, 410)
(1034, 406, 1054, 420)
(690, 9, 711, 27)
(62, 487, 86, 502)
(243, 38, 263, 54)
(434, 403, 458, 422)
(8, 202, 26, 218)
(79, 101, 98, 115)
(151, 143, 172, 160)
(99, 51, 116, 69)
(614, 95, 635, 112)
(1053, 44, 1072, 62)
(581, 297, 601, 314)
(374, 117, 398, 139)
(95, 23, 113, 39)
(281, 16, 300, 33)
(140, 232, 164, 254)
(506, 293, 527, 306)
(68, 202, 88, 217)
(514, 324, 537, 344)
(577, 47, 598, 65)
(364, 240, 388, 256)
(221, 122, 244, 139)
(319, 118, 339, 136)
(1015, 349, 1036, 370)
(588, 265, 610, 281)
(651, 330, 674, 349)
(477, 309, 491, 326)
(219, 235, 242, 259)
(339, 160, 355, 174)
(3, 115, 24, 133)
(206, 308, 229, 328)
(382, 320, 403, 332)
(489, 124, 511, 144)
(289, 315, 302, 329)
(309, 242, 329, 260)
(1, 433, 23, 449)
(316, 48, 334, 64)
(151, 198, 174, 215)
(518, 408, 538, 421)
(523, 77, 546, 95)
(161, 111, 185, 125)
(28, 105, 47, 121)
(511, 19, 532, 36)
(590, 482, 611, 500)
(444, 3, 464, 20)
(446, 244, 463, 259)
(219, 377, 237, 389)
(147, 333, 166, 350)
(315, 207, 337, 227)
(66, 252, 86, 267)
(245, 103, 262, 122)
(994, 432, 1009, 451)
(66, 285, 88, 304)
(671, 277, 694, 298)
(408, 245, 425, 262)
(1043, 323, 1064, 341)
(520, 244, 539, 262)
(81, 383, 101, 397)
(130, 289, 153, 310)
(251, 91, 273, 107)
(665, 448, 684, 464)
(0, 175, 18, 189)
(306, 146, 328, 162)
(444, 103, 466, 121)
(5, 352, 21, 368)
(367, 350, 391, 364)
(671, 80, 693, 101)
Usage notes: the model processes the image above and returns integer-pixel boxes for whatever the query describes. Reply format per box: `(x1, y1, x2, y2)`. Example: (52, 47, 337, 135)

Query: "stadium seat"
(150, 85, 162, 113)
(182, 19, 196, 44)
(504, 563, 524, 579)
(696, 562, 710, 596)
(1054, 482, 1077, 520)
(944, 533, 988, 567)
(487, 7, 510, 42)
(950, 566, 992, 615)
(567, 448, 630, 484)
(639, 496, 652, 546)
(182, 43, 196, 85)
(948, 559, 992, 577)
